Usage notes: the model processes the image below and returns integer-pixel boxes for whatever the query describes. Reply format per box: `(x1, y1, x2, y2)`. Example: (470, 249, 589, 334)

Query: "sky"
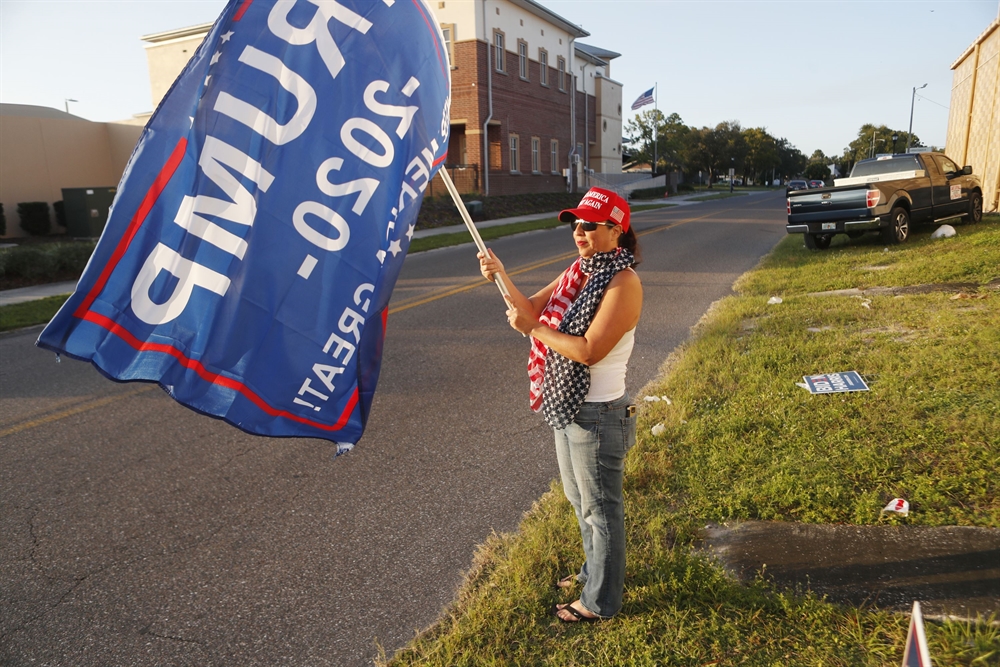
(1, 0, 998, 159)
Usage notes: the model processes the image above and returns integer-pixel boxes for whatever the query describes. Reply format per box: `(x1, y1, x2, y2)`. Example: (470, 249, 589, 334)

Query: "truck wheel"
(804, 233, 832, 250)
(846, 231, 866, 239)
(881, 207, 910, 244)
(964, 192, 983, 224)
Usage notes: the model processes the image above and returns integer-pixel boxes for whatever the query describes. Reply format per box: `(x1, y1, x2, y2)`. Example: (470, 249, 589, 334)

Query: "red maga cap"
(558, 187, 630, 233)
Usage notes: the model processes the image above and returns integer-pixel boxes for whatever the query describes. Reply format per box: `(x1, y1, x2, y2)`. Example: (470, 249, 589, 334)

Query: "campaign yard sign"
(802, 371, 869, 394)
(38, 0, 451, 451)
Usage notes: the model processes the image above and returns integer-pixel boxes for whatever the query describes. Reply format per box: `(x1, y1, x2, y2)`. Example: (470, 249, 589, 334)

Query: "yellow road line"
(0, 385, 157, 438)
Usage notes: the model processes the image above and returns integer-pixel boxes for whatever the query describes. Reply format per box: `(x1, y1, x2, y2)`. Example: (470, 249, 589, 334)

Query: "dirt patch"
(697, 521, 1000, 619)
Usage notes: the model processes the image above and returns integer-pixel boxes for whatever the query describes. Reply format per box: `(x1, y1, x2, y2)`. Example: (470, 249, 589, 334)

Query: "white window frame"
(440, 24, 456, 67)
(550, 139, 559, 173)
(557, 56, 566, 91)
(493, 30, 505, 72)
(509, 133, 519, 172)
(531, 137, 540, 173)
(518, 40, 528, 80)
(539, 49, 548, 86)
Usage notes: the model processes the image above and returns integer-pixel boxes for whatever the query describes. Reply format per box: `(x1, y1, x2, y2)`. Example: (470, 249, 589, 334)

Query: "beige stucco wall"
(0, 110, 143, 237)
(593, 75, 622, 174)
(946, 19, 999, 213)
(144, 33, 207, 109)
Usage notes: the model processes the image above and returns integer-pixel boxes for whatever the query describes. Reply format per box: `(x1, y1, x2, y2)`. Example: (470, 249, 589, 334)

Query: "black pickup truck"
(786, 152, 984, 249)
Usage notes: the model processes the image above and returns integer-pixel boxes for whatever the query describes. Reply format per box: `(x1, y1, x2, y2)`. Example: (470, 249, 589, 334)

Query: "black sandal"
(552, 603, 602, 623)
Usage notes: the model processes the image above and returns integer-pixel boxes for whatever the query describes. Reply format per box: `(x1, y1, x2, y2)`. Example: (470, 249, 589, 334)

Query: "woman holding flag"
(478, 187, 642, 622)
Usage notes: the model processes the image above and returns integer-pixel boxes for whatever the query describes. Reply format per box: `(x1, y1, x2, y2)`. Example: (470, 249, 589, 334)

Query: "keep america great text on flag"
(37, 0, 452, 452)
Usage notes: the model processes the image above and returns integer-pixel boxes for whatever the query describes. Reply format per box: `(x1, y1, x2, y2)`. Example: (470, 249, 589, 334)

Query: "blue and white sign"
(38, 0, 451, 450)
(802, 371, 869, 394)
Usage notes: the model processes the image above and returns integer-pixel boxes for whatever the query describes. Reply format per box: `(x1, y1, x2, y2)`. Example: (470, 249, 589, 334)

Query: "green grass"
(409, 217, 565, 253)
(383, 214, 1000, 666)
(0, 294, 69, 332)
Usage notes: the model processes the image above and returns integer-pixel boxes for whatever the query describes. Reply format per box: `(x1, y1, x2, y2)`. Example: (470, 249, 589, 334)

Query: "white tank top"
(585, 327, 635, 402)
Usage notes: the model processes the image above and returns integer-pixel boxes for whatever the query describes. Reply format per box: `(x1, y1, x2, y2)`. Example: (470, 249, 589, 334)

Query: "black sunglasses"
(569, 220, 617, 232)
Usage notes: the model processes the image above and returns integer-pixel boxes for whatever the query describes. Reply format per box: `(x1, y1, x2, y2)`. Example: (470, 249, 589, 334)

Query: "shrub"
(53, 200, 66, 227)
(0, 246, 56, 281)
(629, 186, 669, 200)
(17, 202, 51, 236)
(676, 182, 696, 192)
(52, 242, 96, 273)
(0, 202, 6, 236)
(0, 242, 95, 284)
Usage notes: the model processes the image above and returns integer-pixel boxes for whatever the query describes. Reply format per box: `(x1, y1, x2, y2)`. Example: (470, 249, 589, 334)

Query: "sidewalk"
(0, 280, 78, 307)
(0, 195, 709, 307)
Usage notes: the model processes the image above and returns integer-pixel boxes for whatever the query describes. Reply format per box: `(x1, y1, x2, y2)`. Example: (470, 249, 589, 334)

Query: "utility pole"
(906, 83, 927, 153)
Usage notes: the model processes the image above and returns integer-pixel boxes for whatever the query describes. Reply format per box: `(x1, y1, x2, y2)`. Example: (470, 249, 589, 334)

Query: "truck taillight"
(866, 189, 881, 208)
(787, 198, 791, 215)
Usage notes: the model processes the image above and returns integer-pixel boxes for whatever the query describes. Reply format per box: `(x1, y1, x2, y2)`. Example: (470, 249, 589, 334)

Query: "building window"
(440, 24, 455, 67)
(557, 57, 566, 91)
(531, 137, 540, 173)
(518, 40, 528, 80)
(539, 49, 548, 86)
(509, 134, 519, 172)
(550, 139, 559, 173)
(493, 30, 505, 72)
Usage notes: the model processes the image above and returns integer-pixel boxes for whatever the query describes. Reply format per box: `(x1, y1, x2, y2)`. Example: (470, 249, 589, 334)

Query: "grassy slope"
(384, 217, 1000, 667)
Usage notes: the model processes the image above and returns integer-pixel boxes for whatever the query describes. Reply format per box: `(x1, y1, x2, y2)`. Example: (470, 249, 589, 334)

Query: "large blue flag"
(38, 0, 451, 451)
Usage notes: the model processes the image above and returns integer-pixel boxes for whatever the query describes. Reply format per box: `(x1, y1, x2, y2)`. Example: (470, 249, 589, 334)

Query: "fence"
(426, 165, 479, 198)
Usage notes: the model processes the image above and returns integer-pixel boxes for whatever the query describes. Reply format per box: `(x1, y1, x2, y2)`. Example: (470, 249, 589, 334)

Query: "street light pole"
(64, 98, 78, 114)
(906, 83, 927, 153)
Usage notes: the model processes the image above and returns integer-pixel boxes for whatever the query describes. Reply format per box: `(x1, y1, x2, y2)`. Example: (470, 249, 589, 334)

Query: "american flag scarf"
(528, 248, 635, 428)
(528, 259, 584, 412)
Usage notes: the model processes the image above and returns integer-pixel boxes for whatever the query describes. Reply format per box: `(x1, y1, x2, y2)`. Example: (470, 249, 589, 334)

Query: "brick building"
(433, 0, 623, 195)
(137, 1, 623, 197)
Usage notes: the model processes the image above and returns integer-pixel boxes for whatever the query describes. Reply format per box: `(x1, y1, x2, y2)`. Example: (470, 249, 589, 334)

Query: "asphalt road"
(0, 190, 788, 666)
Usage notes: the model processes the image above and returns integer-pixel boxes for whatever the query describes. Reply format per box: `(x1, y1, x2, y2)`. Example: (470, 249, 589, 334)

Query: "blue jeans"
(553, 393, 636, 618)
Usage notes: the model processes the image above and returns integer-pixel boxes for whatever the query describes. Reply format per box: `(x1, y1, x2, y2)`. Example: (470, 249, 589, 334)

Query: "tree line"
(625, 111, 925, 187)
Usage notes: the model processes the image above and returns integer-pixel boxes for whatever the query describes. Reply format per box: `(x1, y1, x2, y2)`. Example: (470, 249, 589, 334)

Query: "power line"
(915, 92, 949, 110)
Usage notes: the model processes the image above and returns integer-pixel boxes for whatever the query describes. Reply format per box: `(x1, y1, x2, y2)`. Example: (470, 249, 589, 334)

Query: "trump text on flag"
(38, 0, 452, 446)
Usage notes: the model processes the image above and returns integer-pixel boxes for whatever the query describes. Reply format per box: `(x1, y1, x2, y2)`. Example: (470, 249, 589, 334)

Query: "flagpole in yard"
(652, 83, 658, 178)
(438, 168, 513, 305)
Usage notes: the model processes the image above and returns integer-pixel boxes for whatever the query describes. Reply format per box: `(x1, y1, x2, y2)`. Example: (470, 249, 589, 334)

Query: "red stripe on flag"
(233, 0, 254, 21)
(79, 310, 358, 432)
(432, 153, 447, 167)
(75, 138, 188, 318)
(410, 0, 448, 83)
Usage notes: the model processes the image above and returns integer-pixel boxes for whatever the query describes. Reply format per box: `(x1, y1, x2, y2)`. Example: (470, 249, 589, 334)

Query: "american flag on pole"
(631, 87, 654, 110)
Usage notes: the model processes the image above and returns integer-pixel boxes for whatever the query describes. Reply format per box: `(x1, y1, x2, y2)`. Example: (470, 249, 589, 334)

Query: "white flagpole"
(438, 167, 513, 305)
(652, 83, 658, 177)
